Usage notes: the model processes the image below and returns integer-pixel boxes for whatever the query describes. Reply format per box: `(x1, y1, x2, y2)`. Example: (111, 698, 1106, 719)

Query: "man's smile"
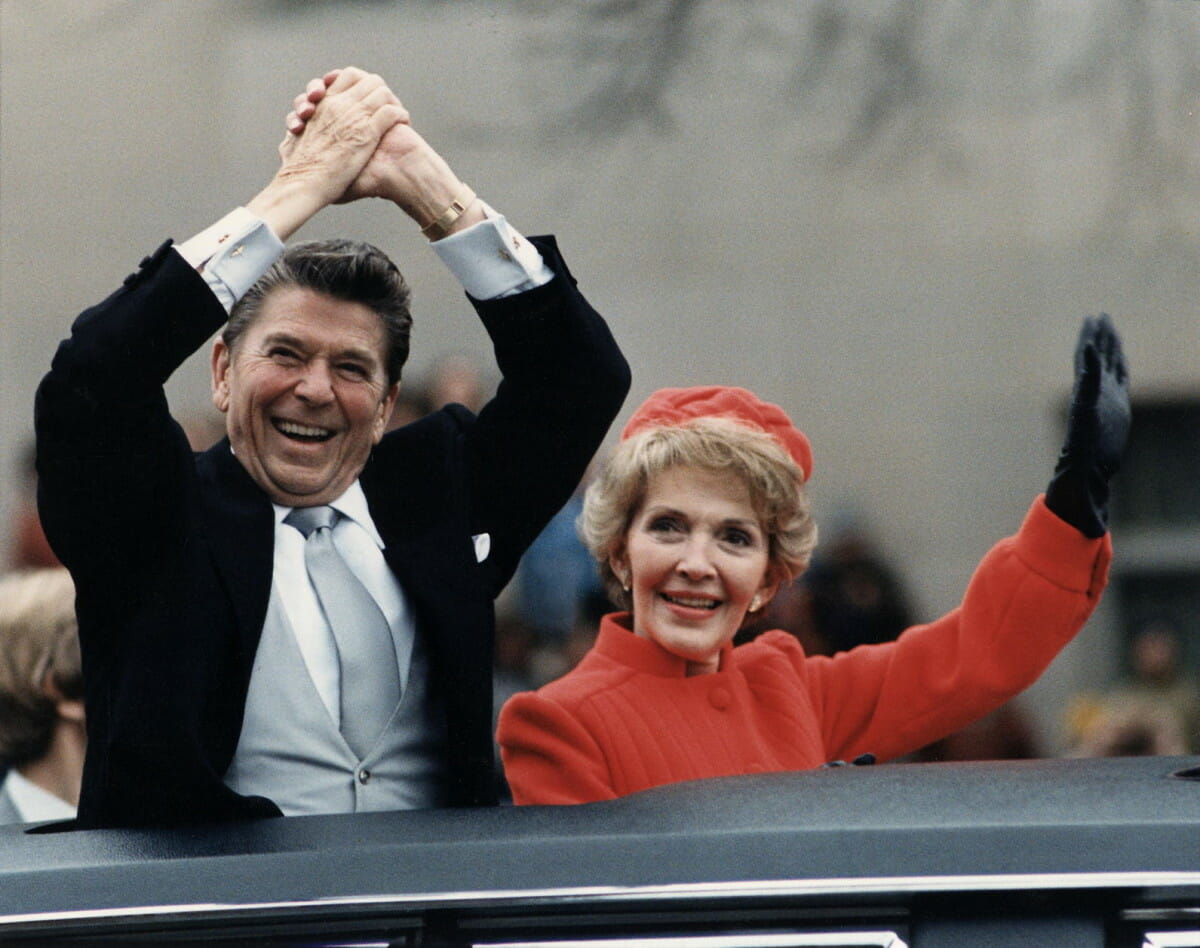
(273, 419, 336, 443)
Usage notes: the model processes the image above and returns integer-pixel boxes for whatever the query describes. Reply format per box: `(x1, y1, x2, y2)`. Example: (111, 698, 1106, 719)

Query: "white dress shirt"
(175, 202, 553, 312)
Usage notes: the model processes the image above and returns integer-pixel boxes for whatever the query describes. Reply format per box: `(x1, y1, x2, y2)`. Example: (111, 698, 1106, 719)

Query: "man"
(35, 69, 630, 828)
(0, 568, 84, 825)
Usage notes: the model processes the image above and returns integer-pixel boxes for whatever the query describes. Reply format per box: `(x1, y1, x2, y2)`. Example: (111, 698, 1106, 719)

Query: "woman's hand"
(1044, 313, 1131, 537)
(282, 70, 483, 237)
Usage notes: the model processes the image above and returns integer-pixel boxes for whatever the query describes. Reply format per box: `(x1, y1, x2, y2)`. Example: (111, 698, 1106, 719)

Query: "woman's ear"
(609, 551, 630, 592)
(749, 579, 781, 614)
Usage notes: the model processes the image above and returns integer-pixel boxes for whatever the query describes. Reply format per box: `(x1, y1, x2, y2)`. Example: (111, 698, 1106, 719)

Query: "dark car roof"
(1, 755, 1198, 942)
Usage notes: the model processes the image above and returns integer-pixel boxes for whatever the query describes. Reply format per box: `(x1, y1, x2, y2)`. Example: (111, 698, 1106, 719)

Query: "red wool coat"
(498, 497, 1111, 805)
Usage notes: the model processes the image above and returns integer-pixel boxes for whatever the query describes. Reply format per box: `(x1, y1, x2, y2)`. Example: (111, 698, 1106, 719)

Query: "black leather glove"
(1044, 313, 1130, 538)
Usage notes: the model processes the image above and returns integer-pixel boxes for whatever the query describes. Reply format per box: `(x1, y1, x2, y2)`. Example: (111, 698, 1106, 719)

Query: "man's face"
(211, 286, 399, 507)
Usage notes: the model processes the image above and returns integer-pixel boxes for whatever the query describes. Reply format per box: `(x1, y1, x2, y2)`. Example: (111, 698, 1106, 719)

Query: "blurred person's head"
(182, 412, 229, 452)
(9, 438, 60, 571)
(1130, 622, 1184, 685)
(386, 387, 432, 431)
(0, 568, 83, 770)
(426, 353, 486, 413)
(580, 386, 817, 674)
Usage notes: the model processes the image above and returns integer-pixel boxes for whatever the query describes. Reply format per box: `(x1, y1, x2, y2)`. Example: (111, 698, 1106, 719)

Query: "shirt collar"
(4, 769, 76, 822)
(272, 480, 383, 549)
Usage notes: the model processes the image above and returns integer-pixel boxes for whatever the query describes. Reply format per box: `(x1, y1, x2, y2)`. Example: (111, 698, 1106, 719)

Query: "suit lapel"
(361, 420, 488, 653)
(195, 440, 276, 670)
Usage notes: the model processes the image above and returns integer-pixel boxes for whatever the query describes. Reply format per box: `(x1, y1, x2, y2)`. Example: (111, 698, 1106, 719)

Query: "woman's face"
(614, 465, 773, 675)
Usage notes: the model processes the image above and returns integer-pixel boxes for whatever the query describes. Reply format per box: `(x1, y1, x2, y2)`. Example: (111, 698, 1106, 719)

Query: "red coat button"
(708, 686, 731, 710)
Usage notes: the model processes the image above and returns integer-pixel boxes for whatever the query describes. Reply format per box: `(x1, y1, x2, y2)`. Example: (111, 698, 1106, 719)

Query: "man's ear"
(373, 382, 401, 443)
(41, 672, 84, 724)
(211, 338, 231, 413)
(56, 698, 85, 725)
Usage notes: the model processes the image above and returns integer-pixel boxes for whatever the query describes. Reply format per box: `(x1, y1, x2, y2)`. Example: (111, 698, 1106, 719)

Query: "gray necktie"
(285, 505, 401, 758)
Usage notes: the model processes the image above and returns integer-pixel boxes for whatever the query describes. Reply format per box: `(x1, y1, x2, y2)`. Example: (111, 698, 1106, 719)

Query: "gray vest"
(224, 587, 449, 815)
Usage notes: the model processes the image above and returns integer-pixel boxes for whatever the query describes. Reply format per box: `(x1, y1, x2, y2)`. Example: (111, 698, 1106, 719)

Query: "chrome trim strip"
(0, 871, 1197, 931)
(1143, 933, 1200, 948)
(482, 934, 907, 948)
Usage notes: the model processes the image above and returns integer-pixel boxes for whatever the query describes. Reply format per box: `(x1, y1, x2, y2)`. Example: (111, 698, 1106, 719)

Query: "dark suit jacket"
(35, 237, 629, 828)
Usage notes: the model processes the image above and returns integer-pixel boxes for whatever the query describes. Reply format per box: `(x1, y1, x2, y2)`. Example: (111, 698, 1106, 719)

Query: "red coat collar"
(593, 612, 734, 677)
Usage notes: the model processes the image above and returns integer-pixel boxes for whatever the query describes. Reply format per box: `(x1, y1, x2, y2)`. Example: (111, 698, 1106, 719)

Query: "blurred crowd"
(3, 352, 1198, 818)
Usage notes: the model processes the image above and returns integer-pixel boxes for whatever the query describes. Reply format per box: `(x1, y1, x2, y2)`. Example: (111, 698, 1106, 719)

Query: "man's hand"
(246, 67, 407, 240)
(275, 67, 407, 202)
(286, 71, 484, 239)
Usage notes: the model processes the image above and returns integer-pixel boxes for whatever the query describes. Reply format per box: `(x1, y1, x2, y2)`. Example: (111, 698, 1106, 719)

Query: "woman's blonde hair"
(0, 568, 81, 767)
(580, 417, 818, 611)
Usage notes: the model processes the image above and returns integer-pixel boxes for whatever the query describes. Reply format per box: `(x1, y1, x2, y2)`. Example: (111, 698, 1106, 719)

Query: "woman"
(497, 316, 1128, 805)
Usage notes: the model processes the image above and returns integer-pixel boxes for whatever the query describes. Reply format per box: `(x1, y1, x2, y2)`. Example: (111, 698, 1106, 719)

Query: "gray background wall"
(4, 0, 1200, 752)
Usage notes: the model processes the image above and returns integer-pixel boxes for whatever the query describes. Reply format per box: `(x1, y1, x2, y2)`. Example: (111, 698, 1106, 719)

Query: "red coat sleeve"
(799, 496, 1111, 763)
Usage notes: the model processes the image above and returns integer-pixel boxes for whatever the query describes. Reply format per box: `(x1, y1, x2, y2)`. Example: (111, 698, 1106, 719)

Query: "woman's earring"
(621, 574, 631, 592)
(749, 594, 762, 613)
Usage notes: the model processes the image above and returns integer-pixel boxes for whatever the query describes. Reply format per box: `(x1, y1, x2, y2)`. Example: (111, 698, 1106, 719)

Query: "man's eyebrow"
(258, 331, 305, 349)
(333, 345, 382, 367)
(258, 332, 379, 365)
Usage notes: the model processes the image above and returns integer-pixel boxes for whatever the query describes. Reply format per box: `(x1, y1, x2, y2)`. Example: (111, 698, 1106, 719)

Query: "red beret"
(621, 385, 813, 482)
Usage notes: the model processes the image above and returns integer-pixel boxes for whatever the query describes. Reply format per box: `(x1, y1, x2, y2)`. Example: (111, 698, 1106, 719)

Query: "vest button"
(708, 686, 731, 711)
(358, 769, 371, 785)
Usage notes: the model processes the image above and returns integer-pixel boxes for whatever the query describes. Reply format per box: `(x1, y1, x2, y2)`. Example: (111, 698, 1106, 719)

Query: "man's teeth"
(663, 594, 719, 609)
(276, 420, 333, 440)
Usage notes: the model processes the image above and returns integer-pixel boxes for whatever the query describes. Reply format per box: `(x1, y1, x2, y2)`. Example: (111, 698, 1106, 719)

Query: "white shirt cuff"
(173, 207, 284, 314)
(430, 202, 553, 300)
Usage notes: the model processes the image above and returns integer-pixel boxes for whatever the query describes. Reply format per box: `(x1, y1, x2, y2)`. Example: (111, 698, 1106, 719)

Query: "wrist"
(388, 176, 484, 239)
(420, 185, 481, 241)
(1044, 465, 1110, 539)
(376, 147, 483, 236)
(245, 172, 333, 243)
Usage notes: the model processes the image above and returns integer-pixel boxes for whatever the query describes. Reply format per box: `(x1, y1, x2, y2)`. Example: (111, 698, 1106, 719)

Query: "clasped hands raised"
(257, 67, 479, 239)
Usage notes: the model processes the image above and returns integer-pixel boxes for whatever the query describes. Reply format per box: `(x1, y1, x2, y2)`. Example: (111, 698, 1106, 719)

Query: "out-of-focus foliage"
(518, 0, 1200, 239)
